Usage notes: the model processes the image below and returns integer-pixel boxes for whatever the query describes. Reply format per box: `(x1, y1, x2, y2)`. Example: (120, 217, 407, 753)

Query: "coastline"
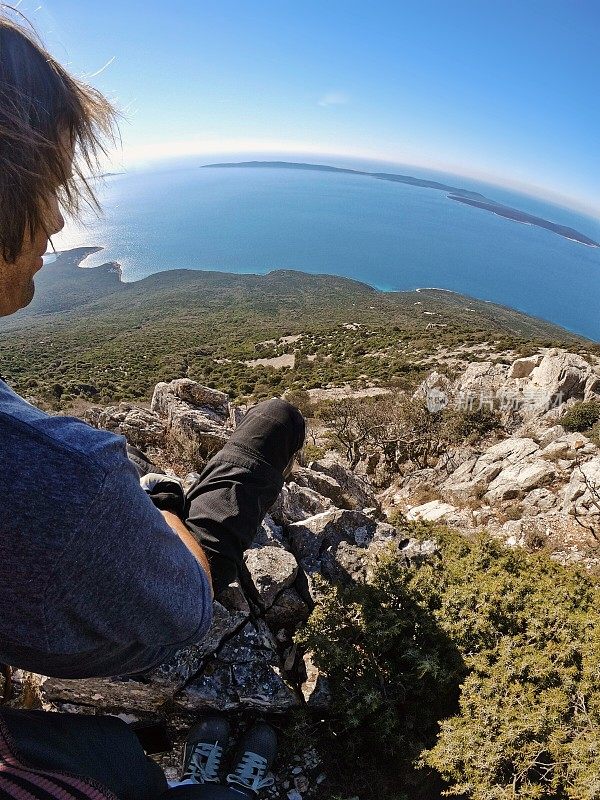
(48, 246, 596, 343)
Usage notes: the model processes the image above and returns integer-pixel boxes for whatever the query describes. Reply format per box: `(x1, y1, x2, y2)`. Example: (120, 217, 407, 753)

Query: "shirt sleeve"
(43, 438, 213, 656)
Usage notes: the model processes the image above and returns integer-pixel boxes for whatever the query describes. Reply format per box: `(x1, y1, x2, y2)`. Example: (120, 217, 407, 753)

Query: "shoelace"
(183, 742, 223, 783)
(226, 751, 274, 792)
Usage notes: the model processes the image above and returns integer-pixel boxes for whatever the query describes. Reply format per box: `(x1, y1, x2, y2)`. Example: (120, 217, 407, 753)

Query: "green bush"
(297, 525, 600, 800)
(444, 406, 502, 443)
(561, 401, 600, 432)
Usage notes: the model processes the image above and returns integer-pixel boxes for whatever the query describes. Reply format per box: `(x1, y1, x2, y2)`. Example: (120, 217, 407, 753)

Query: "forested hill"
(0, 247, 595, 409)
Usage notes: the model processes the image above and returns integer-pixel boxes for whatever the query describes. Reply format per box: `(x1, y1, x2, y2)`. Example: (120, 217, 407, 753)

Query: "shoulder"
(0, 381, 130, 483)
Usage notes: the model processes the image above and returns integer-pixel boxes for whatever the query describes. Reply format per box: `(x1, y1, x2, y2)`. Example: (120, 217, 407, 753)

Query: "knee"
(255, 398, 305, 439)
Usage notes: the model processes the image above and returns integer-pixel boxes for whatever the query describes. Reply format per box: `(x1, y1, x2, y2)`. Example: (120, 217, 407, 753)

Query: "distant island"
(204, 161, 600, 249)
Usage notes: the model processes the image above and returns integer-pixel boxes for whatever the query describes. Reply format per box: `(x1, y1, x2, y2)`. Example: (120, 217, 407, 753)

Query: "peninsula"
(204, 161, 600, 249)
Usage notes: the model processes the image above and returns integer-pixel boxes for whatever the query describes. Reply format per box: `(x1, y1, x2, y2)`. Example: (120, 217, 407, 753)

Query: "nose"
(52, 210, 65, 236)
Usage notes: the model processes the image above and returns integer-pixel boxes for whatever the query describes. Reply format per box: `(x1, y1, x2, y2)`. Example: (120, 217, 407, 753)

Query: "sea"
(51, 155, 600, 341)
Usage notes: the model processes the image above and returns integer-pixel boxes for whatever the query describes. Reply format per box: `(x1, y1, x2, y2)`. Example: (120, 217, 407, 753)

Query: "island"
(204, 161, 600, 249)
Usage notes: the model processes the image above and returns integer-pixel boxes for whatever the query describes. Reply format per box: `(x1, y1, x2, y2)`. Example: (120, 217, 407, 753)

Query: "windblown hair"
(0, 12, 117, 262)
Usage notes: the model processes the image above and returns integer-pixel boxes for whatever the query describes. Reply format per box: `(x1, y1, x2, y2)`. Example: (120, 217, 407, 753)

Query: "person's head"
(0, 13, 116, 316)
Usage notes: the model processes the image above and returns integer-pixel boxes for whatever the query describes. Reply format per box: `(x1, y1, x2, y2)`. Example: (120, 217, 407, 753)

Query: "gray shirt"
(0, 379, 212, 678)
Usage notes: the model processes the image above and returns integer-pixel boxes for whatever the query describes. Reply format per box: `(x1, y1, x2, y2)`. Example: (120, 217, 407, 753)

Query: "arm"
(160, 510, 213, 597)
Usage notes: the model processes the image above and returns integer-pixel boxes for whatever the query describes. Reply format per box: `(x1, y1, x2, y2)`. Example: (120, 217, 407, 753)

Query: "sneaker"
(226, 722, 277, 796)
(181, 715, 230, 784)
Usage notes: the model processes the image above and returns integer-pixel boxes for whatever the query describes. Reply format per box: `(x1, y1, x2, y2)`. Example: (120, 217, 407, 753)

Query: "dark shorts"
(0, 708, 247, 799)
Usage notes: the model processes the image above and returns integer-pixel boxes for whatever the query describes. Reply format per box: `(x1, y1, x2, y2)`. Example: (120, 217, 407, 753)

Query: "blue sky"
(14, 0, 600, 216)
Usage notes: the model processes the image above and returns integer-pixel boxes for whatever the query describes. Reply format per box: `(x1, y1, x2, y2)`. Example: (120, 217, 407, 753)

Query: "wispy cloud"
(318, 91, 349, 107)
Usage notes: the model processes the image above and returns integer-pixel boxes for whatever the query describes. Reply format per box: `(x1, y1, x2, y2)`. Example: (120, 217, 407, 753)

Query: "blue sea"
(52, 156, 600, 341)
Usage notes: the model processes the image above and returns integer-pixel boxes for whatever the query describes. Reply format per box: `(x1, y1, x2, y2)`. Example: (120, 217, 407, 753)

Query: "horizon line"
(109, 141, 600, 222)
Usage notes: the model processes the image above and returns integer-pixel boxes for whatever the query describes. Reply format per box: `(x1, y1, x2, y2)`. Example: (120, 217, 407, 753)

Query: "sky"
(9, 0, 600, 217)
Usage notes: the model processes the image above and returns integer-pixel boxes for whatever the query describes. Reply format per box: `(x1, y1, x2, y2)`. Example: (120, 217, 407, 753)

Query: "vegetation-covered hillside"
(0, 248, 595, 409)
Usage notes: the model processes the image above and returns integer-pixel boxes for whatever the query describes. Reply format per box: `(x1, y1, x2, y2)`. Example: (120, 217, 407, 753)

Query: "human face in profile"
(0, 142, 71, 317)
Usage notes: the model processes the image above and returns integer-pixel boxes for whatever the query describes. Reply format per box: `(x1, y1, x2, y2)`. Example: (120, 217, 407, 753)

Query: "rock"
(251, 515, 287, 549)
(271, 482, 334, 525)
(178, 620, 300, 713)
(39, 601, 249, 716)
(538, 425, 566, 448)
(286, 510, 379, 563)
(406, 500, 460, 522)
(150, 602, 248, 687)
(218, 581, 250, 613)
(244, 547, 299, 608)
(229, 405, 246, 428)
(520, 488, 558, 514)
(441, 438, 543, 504)
(301, 652, 331, 709)
(399, 538, 440, 566)
(484, 459, 556, 503)
(316, 517, 401, 585)
(562, 456, 600, 516)
(41, 674, 173, 714)
(508, 355, 543, 379)
(150, 379, 231, 463)
(217, 619, 279, 665)
(167, 407, 229, 462)
(83, 403, 165, 449)
(151, 379, 229, 419)
(528, 350, 594, 408)
(265, 588, 310, 628)
(452, 361, 510, 400)
(294, 775, 310, 794)
(320, 540, 367, 583)
(306, 455, 377, 510)
(542, 432, 594, 462)
(175, 661, 238, 712)
(292, 467, 353, 511)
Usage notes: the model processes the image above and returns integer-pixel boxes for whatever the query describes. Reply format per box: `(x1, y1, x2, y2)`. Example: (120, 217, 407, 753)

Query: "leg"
(184, 399, 305, 597)
(0, 708, 167, 800)
(126, 443, 160, 479)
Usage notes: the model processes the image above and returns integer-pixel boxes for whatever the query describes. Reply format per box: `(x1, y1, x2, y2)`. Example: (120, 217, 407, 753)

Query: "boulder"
(251, 515, 287, 549)
(306, 455, 377, 510)
(264, 588, 310, 628)
(399, 538, 440, 567)
(441, 438, 542, 504)
(292, 467, 353, 511)
(83, 403, 165, 449)
(528, 350, 594, 408)
(562, 457, 600, 516)
(41, 674, 173, 714)
(244, 547, 299, 608)
(151, 379, 229, 420)
(538, 425, 566, 448)
(41, 602, 249, 714)
(150, 602, 249, 687)
(178, 620, 300, 713)
(484, 460, 556, 503)
(508, 355, 543, 379)
(270, 482, 334, 525)
(520, 487, 558, 514)
(406, 500, 460, 522)
(167, 407, 229, 461)
(286, 510, 379, 563)
(150, 379, 231, 463)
